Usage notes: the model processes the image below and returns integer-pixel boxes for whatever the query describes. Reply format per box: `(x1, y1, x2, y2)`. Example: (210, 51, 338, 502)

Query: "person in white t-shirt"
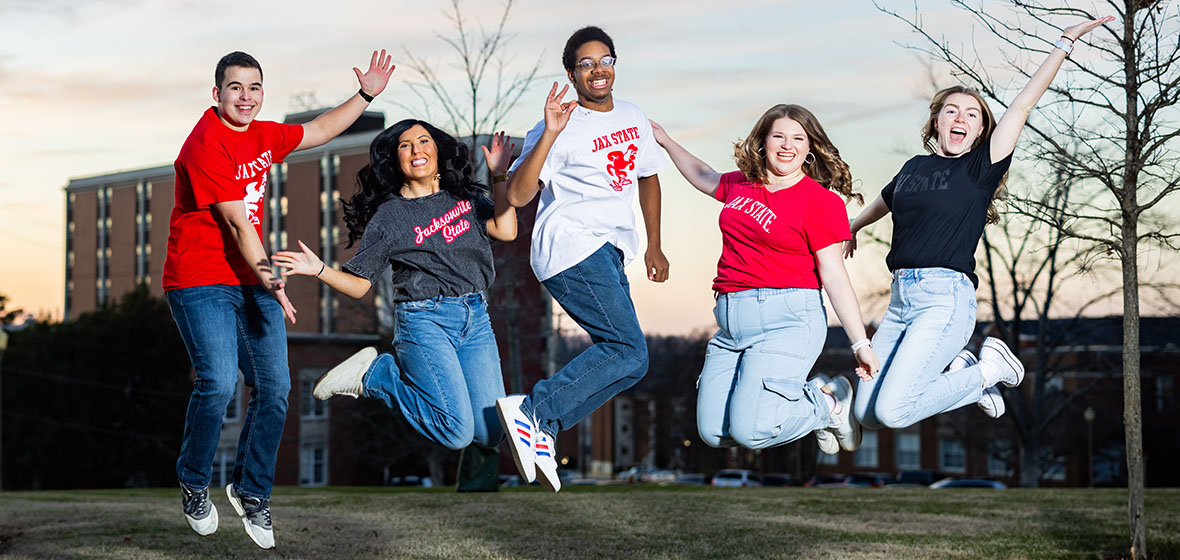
(495, 26, 668, 492)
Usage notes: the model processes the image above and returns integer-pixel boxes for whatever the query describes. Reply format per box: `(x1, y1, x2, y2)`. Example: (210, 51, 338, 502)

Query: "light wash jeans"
(697, 288, 832, 449)
(167, 284, 290, 500)
(520, 243, 648, 437)
(362, 291, 506, 450)
(854, 268, 983, 429)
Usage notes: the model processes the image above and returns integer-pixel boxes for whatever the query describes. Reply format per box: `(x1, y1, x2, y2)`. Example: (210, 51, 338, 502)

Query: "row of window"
(815, 431, 1047, 479)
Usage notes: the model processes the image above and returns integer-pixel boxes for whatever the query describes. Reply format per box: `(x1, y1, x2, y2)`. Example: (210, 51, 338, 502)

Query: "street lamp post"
(0, 328, 8, 492)
(1084, 406, 1096, 488)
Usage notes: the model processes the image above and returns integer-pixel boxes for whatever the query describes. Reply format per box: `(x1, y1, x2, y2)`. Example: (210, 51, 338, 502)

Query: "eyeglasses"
(576, 55, 616, 72)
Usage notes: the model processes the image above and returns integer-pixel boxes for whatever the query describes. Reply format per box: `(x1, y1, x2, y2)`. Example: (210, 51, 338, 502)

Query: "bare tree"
(878, 1, 1180, 556)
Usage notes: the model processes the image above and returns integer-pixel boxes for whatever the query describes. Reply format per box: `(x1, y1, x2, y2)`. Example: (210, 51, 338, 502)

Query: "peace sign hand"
(543, 81, 578, 134)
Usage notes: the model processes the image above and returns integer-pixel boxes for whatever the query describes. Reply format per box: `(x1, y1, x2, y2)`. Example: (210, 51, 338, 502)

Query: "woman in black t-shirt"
(842, 17, 1112, 432)
(272, 120, 518, 454)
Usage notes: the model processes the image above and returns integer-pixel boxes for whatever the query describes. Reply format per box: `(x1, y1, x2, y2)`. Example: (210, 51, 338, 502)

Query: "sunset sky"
(0, 0, 1160, 334)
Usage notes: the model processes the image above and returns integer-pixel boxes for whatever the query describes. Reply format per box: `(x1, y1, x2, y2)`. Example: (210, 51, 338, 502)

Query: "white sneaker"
(978, 386, 1006, 418)
(947, 349, 977, 372)
(979, 337, 1025, 388)
(534, 431, 561, 492)
(226, 483, 274, 550)
(496, 395, 537, 483)
(823, 376, 861, 452)
(180, 483, 218, 536)
(808, 375, 839, 455)
(314, 347, 377, 399)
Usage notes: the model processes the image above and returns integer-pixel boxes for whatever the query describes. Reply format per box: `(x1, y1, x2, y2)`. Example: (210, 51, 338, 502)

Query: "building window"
(854, 430, 878, 468)
(817, 448, 839, 466)
(987, 440, 1013, 477)
(211, 447, 234, 489)
(1040, 449, 1066, 481)
(300, 442, 327, 486)
(1158, 374, 1174, 413)
(939, 437, 966, 473)
(300, 378, 327, 419)
(895, 431, 921, 470)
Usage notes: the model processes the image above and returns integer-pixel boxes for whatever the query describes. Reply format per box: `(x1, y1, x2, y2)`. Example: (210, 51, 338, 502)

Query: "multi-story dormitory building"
(62, 109, 584, 486)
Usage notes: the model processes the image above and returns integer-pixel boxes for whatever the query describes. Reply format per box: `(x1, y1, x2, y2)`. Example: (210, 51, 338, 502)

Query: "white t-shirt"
(509, 99, 667, 282)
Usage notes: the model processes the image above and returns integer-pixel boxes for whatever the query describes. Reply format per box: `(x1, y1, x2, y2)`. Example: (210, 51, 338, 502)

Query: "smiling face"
(935, 93, 984, 157)
(566, 40, 614, 108)
(213, 65, 263, 131)
(396, 124, 439, 182)
(763, 117, 811, 182)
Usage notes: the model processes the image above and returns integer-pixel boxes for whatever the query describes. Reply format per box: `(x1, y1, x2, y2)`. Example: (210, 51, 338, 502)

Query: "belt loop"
(757, 289, 767, 303)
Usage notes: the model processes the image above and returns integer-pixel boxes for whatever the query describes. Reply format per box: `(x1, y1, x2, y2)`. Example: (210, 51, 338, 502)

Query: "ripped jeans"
(696, 288, 832, 449)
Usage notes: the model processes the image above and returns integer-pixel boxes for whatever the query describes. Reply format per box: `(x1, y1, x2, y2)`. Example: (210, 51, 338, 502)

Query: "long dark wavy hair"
(342, 119, 488, 247)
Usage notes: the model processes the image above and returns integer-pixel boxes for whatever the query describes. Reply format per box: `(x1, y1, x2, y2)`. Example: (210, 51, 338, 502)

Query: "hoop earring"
(804, 152, 816, 165)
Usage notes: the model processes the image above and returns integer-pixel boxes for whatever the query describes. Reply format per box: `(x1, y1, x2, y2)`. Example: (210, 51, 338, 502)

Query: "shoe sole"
(496, 397, 537, 483)
(314, 347, 377, 400)
(225, 484, 275, 550)
(985, 339, 1025, 388)
(978, 387, 1005, 418)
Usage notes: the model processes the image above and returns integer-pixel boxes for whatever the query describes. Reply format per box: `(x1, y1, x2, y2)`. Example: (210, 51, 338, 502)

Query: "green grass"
(1, 486, 1177, 559)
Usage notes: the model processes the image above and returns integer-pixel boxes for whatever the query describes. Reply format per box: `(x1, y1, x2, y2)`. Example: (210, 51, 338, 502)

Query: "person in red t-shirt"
(652, 104, 879, 456)
(166, 50, 394, 549)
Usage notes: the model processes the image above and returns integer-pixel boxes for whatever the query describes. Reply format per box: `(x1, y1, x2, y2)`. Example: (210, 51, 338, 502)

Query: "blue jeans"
(521, 243, 648, 436)
(697, 288, 832, 449)
(854, 268, 983, 429)
(167, 284, 290, 500)
(362, 292, 506, 450)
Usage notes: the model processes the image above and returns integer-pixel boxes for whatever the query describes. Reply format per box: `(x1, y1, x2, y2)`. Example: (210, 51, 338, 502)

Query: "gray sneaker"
(226, 483, 274, 549)
(180, 483, 218, 536)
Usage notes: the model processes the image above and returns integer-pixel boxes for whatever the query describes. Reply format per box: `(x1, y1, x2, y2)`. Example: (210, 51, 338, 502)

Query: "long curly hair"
(342, 119, 488, 247)
(921, 85, 1007, 225)
(733, 104, 861, 204)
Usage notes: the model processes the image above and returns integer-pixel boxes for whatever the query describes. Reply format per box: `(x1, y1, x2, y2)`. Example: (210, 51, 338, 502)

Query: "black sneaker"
(180, 483, 218, 536)
(226, 483, 274, 549)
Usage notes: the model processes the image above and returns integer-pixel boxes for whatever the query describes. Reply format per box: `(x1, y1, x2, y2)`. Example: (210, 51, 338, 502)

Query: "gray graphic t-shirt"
(343, 191, 495, 302)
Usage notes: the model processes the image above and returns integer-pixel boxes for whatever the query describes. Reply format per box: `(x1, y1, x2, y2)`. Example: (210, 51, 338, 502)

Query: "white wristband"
(851, 339, 872, 353)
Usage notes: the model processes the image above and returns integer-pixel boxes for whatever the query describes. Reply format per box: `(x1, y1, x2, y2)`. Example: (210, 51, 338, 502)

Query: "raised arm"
(271, 240, 372, 300)
(481, 131, 518, 241)
(296, 49, 396, 151)
(506, 82, 578, 207)
(649, 120, 723, 197)
(815, 244, 879, 380)
(638, 174, 669, 283)
(843, 194, 890, 259)
(211, 200, 296, 322)
(989, 16, 1113, 162)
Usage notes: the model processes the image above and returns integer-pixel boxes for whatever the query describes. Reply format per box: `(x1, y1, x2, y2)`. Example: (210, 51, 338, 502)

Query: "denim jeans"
(696, 288, 832, 449)
(854, 268, 983, 429)
(167, 284, 290, 500)
(521, 243, 648, 436)
(362, 292, 505, 450)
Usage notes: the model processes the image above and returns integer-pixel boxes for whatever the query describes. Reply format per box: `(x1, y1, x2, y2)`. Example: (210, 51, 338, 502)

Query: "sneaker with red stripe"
(535, 431, 561, 492)
(496, 395, 537, 483)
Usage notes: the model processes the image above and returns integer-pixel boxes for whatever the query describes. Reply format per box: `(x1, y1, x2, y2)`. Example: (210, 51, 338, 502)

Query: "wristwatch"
(1054, 36, 1075, 55)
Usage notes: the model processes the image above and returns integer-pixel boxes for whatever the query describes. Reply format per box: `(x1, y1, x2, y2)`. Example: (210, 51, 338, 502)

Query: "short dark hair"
(562, 26, 616, 71)
(215, 51, 263, 89)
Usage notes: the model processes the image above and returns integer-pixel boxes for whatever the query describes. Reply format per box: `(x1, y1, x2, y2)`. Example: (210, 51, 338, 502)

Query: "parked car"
(845, 472, 891, 487)
(761, 473, 798, 487)
(887, 470, 946, 487)
(930, 478, 1008, 489)
(804, 473, 846, 487)
(711, 469, 762, 488)
(616, 465, 678, 484)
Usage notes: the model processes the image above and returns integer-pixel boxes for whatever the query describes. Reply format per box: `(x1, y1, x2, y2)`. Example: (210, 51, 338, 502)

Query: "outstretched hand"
(842, 236, 858, 259)
(649, 119, 670, 147)
(543, 81, 578, 134)
(272, 240, 325, 279)
(481, 131, 516, 175)
(353, 49, 396, 98)
(1062, 16, 1115, 41)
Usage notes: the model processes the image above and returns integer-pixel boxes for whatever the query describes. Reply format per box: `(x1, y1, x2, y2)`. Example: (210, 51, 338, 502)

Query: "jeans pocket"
(401, 298, 439, 312)
(917, 277, 956, 296)
(753, 377, 806, 439)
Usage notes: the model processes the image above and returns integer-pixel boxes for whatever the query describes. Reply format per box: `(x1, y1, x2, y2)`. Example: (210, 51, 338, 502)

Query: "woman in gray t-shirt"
(273, 119, 517, 452)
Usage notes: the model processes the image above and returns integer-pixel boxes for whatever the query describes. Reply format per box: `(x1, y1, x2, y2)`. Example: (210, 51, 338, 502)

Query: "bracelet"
(492, 173, 509, 184)
(851, 339, 872, 353)
(358, 88, 375, 103)
(1054, 36, 1075, 55)
(315, 263, 326, 278)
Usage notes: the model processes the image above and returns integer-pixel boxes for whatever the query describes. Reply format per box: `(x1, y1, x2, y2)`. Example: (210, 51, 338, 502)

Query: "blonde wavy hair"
(733, 104, 861, 204)
(922, 86, 1007, 225)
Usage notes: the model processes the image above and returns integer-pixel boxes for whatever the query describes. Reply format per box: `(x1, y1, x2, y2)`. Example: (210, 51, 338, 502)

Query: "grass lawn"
(1, 486, 1177, 559)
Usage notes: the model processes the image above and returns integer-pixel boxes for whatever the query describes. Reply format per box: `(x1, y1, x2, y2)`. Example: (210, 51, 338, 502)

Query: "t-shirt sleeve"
(271, 122, 305, 162)
(508, 121, 558, 185)
(967, 141, 1013, 193)
(803, 189, 852, 253)
(881, 171, 900, 210)
(342, 222, 393, 284)
(473, 194, 494, 232)
(634, 113, 668, 178)
(188, 144, 244, 209)
(714, 171, 740, 202)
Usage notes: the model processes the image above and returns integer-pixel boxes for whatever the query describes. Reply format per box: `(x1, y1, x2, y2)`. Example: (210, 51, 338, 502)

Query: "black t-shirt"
(343, 190, 495, 302)
(882, 141, 1012, 287)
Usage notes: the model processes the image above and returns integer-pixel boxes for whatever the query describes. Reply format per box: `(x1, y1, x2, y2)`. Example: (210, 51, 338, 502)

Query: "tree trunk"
(1122, 219, 1146, 559)
(1019, 432, 1041, 488)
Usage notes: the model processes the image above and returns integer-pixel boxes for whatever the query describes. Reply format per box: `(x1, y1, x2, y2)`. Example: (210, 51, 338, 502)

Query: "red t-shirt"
(163, 108, 304, 291)
(712, 171, 851, 293)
